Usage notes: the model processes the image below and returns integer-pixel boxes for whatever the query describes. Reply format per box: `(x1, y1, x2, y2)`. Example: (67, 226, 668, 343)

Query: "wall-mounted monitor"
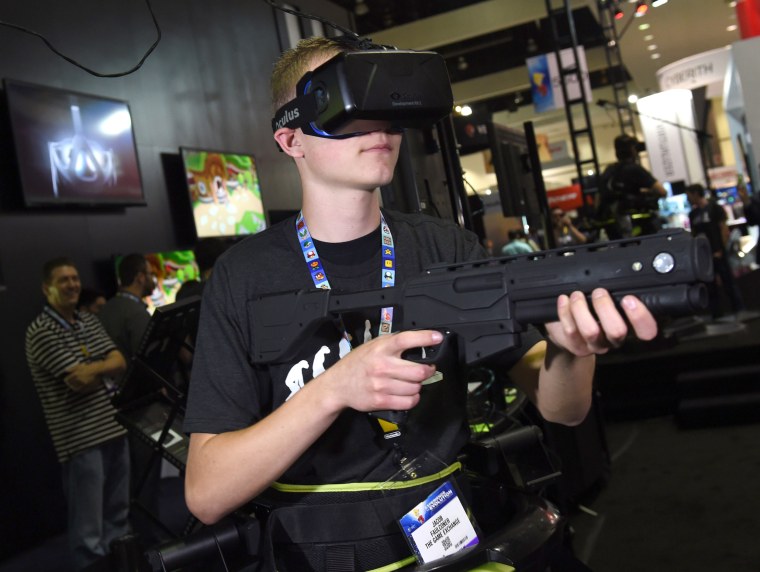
(180, 147, 266, 238)
(487, 122, 541, 218)
(115, 250, 200, 314)
(3, 78, 144, 207)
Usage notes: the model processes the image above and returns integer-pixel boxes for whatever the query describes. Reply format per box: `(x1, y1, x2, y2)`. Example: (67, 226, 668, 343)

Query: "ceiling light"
(638, 22, 651, 30)
(635, 1, 649, 17)
(354, 0, 369, 17)
(628, 94, 639, 103)
(644, 34, 654, 41)
(614, 6, 625, 19)
(651, 53, 661, 59)
(460, 105, 473, 117)
(647, 44, 658, 50)
(651, 0, 668, 7)
(727, 24, 738, 32)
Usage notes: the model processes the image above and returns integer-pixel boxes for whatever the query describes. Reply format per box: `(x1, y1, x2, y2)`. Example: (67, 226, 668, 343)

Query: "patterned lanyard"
(296, 210, 396, 338)
(44, 305, 90, 358)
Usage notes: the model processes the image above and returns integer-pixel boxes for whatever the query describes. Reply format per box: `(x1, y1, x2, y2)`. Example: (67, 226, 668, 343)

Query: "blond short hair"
(270, 36, 349, 113)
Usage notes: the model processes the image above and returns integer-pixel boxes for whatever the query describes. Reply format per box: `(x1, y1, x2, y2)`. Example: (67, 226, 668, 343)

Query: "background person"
(99, 253, 154, 362)
(77, 287, 107, 315)
(597, 134, 667, 239)
(685, 183, 744, 318)
(25, 257, 129, 571)
(182, 36, 659, 572)
(501, 228, 536, 255)
(552, 208, 588, 246)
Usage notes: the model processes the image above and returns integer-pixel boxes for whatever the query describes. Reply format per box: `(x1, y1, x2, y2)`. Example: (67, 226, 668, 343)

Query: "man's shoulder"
(217, 222, 293, 267)
(26, 310, 51, 336)
(383, 209, 471, 241)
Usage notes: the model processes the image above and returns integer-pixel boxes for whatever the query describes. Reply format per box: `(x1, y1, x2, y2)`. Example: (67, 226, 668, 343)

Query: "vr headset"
(271, 49, 454, 139)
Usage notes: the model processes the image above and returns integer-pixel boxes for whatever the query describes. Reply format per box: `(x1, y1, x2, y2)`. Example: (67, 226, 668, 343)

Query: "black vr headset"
(271, 49, 454, 140)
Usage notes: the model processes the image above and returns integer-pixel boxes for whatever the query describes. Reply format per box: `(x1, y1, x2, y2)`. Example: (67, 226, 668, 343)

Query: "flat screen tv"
(180, 147, 266, 238)
(3, 78, 144, 207)
(115, 250, 200, 314)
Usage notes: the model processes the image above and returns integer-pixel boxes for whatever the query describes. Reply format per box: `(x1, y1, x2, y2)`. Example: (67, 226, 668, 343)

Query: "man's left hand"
(545, 288, 658, 357)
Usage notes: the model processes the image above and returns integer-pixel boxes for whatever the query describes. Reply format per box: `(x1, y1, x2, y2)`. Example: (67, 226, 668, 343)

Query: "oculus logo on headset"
(274, 108, 300, 130)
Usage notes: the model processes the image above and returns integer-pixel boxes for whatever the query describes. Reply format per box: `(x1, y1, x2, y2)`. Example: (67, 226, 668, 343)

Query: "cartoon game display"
(182, 149, 267, 238)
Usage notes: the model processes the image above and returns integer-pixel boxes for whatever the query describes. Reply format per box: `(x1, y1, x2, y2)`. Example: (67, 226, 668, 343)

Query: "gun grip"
(400, 329, 451, 365)
(369, 331, 451, 428)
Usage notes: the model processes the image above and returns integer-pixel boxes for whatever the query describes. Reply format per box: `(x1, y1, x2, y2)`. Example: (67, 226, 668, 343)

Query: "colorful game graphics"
(182, 149, 266, 238)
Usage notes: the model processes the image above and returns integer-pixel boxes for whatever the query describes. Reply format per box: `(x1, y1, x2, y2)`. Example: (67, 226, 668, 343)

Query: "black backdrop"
(0, 0, 348, 559)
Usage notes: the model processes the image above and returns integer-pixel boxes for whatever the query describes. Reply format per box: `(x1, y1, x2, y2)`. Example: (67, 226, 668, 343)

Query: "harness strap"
(260, 466, 465, 571)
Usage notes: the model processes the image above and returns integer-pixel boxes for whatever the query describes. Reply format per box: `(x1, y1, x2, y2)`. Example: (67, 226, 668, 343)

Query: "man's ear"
(274, 128, 304, 159)
(43, 283, 58, 304)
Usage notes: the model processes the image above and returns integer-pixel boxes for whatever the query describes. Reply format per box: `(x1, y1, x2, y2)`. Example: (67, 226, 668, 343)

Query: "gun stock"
(252, 229, 713, 365)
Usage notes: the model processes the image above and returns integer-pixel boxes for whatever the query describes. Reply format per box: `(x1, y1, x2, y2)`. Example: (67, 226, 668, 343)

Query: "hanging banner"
(636, 90, 704, 185)
(656, 46, 731, 98)
(526, 47, 592, 113)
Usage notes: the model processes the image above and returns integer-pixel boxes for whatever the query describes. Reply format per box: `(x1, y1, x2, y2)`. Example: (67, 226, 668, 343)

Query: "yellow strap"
(366, 556, 516, 572)
(366, 555, 417, 572)
(271, 461, 462, 494)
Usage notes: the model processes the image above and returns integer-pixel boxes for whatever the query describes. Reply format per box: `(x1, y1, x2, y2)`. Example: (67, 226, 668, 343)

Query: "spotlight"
(614, 6, 625, 19)
(634, 1, 649, 17)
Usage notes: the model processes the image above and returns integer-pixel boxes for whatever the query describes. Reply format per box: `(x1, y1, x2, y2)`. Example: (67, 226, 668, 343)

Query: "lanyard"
(44, 305, 90, 358)
(296, 211, 409, 457)
(296, 210, 396, 334)
(116, 291, 145, 305)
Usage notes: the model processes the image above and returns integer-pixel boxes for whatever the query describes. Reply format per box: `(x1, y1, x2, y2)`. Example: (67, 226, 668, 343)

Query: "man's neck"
(122, 284, 144, 298)
(49, 302, 76, 323)
(301, 189, 381, 242)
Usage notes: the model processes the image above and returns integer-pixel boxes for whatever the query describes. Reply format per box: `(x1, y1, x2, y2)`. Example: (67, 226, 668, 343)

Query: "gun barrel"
(513, 283, 709, 325)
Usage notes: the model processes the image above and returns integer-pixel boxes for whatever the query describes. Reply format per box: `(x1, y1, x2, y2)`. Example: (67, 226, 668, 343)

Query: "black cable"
(263, 0, 395, 50)
(264, 0, 356, 38)
(0, 0, 161, 78)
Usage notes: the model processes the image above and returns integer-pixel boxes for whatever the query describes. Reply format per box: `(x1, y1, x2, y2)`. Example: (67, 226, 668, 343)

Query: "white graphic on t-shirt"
(312, 346, 331, 378)
(283, 336, 354, 400)
(284, 359, 309, 401)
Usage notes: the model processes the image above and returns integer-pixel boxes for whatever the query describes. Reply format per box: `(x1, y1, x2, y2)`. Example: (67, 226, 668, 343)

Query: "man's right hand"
(64, 363, 101, 393)
(320, 329, 443, 415)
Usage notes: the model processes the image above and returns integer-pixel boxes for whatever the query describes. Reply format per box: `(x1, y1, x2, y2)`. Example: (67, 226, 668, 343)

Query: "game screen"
(4, 79, 144, 206)
(181, 148, 266, 238)
(115, 250, 200, 313)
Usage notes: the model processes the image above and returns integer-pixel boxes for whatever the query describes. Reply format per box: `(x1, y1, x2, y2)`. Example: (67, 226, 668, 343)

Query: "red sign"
(546, 184, 583, 211)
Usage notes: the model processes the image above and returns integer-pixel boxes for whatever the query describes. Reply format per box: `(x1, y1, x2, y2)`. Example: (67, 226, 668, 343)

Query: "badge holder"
(374, 451, 483, 567)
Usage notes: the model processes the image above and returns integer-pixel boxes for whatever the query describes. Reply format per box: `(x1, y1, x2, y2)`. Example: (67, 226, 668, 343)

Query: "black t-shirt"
(688, 200, 727, 255)
(600, 161, 658, 214)
(184, 209, 541, 485)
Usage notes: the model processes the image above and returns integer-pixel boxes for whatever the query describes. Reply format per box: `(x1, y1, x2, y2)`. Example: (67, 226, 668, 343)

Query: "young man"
(184, 37, 658, 571)
(25, 258, 129, 571)
(598, 134, 667, 239)
(685, 183, 744, 317)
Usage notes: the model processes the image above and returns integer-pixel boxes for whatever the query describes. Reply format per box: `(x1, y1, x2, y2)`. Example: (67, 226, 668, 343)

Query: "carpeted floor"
(570, 415, 760, 572)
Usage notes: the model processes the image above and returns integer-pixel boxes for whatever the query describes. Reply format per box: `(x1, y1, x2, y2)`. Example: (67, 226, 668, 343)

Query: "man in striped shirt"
(25, 257, 129, 571)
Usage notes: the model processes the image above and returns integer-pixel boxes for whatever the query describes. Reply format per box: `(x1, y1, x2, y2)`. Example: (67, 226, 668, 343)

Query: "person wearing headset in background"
(182, 36, 659, 572)
(597, 134, 667, 239)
